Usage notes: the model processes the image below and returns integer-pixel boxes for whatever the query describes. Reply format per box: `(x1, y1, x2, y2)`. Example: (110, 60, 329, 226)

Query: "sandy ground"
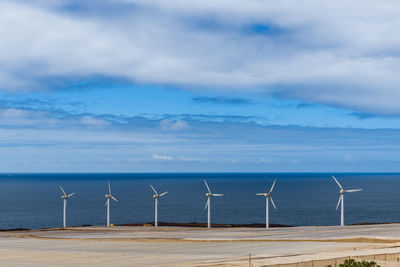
(2, 224, 400, 266)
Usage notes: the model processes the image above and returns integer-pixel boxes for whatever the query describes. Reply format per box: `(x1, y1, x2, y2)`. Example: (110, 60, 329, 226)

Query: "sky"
(1, 0, 400, 172)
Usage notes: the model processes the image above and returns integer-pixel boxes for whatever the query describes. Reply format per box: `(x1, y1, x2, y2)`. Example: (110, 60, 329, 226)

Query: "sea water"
(0, 173, 398, 229)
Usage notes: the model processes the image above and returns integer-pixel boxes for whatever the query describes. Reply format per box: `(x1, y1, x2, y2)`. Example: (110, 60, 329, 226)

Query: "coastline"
(4, 221, 400, 232)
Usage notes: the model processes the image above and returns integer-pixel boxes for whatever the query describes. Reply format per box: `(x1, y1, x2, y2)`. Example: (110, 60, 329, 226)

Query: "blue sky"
(1, 0, 400, 172)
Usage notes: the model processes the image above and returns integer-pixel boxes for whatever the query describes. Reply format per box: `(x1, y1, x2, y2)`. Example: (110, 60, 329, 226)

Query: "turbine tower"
(332, 176, 362, 226)
(149, 184, 168, 227)
(204, 179, 223, 228)
(256, 179, 277, 228)
(105, 181, 118, 227)
(60, 186, 74, 228)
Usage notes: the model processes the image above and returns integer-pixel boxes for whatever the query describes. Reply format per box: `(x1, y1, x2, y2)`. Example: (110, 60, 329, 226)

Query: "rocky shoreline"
(3, 221, 400, 231)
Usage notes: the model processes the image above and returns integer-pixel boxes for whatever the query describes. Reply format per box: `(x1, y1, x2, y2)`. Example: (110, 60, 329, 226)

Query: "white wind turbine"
(149, 184, 168, 227)
(256, 179, 277, 228)
(332, 176, 363, 226)
(204, 179, 223, 228)
(60, 186, 74, 228)
(105, 181, 118, 227)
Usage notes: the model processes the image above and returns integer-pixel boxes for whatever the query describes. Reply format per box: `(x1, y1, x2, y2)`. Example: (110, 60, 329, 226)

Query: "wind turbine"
(105, 181, 118, 227)
(256, 179, 277, 228)
(204, 179, 223, 228)
(332, 176, 363, 226)
(60, 186, 74, 228)
(149, 184, 168, 227)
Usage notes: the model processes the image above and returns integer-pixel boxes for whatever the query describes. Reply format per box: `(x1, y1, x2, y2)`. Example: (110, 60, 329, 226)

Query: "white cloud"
(1, 1, 400, 113)
(344, 154, 358, 163)
(159, 119, 188, 131)
(0, 108, 59, 126)
(180, 156, 204, 162)
(152, 154, 173, 161)
(0, 108, 110, 128)
(80, 116, 110, 127)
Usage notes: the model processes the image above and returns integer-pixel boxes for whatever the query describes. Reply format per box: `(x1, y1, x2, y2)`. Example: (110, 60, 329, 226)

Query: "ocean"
(0, 173, 398, 229)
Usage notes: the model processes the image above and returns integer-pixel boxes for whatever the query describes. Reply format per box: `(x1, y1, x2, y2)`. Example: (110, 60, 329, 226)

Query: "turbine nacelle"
(333, 176, 363, 196)
(150, 184, 168, 199)
(204, 179, 223, 198)
(105, 182, 118, 204)
(60, 186, 74, 199)
(105, 195, 118, 202)
(256, 179, 276, 200)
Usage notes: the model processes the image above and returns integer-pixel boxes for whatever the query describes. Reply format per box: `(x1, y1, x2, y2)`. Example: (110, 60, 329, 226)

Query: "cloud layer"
(1, 1, 400, 114)
(1, 106, 400, 172)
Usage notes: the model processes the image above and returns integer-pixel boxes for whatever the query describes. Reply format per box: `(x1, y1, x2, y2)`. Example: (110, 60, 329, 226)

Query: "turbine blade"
(344, 189, 363, 193)
(68, 192, 75, 197)
(204, 179, 211, 194)
(111, 196, 118, 202)
(159, 191, 168, 197)
(149, 184, 158, 195)
(105, 199, 109, 207)
(332, 176, 343, 190)
(108, 181, 112, 195)
(269, 179, 277, 193)
(204, 198, 209, 210)
(270, 196, 277, 210)
(336, 195, 342, 210)
(212, 194, 223, 196)
(59, 186, 66, 196)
